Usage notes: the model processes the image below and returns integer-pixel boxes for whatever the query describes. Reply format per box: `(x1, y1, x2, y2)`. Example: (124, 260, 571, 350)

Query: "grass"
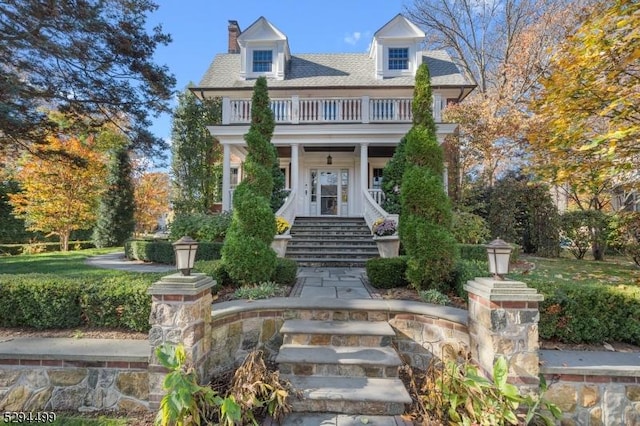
(510, 252, 640, 286)
(0, 247, 147, 278)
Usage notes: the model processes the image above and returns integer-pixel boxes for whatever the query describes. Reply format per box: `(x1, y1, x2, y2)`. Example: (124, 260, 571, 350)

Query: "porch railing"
(362, 188, 398, 234)
(275, 190, 297, 235)
(223, 95, 444, 125)
(368, 189, 385, 206)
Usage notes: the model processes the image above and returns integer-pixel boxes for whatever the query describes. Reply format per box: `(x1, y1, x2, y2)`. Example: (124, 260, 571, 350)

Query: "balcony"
(222, 95, 444, 125)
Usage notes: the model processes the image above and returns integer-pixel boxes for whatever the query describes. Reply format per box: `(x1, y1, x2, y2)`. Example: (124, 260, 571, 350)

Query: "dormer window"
(388, 48, 409, 70)
(252, 50, 273, 72)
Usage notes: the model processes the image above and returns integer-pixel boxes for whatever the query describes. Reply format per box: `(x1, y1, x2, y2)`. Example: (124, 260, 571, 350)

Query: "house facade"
(192, 14, 474, 229)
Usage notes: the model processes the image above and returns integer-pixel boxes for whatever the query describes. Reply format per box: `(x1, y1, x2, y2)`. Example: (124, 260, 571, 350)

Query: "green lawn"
(0, 248, 138, 277)
(510, 253, 640, 286)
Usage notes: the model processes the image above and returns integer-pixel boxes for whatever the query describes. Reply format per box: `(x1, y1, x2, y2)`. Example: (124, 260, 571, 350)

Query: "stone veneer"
(0, 357, 149, 412)
(209, 298, 469, 374)
(147, 273, 215, 410)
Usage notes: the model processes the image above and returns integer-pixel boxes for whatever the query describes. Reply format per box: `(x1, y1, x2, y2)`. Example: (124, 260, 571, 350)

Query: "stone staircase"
(276, 318, 412, 415)
(286, 217, 379, 267)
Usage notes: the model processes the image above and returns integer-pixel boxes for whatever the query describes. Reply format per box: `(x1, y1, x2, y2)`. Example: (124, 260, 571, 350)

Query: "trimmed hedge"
(0, 274, 152, 331)
(458, 243, 520, 263)
(125, 239, 223, 264)
(366, 257, 408, 289)
(0, 241, 95, 256)
(532, 280, 640, 345)
(196, 257, 298, 288)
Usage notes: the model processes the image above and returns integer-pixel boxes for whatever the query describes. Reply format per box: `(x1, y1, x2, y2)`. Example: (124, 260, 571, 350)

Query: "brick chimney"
(228, 20, 241, 54)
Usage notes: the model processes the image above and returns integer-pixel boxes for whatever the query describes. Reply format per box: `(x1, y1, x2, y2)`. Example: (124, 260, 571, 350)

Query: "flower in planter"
(372, 218, 397, 236)
(275, 216, 291, 234)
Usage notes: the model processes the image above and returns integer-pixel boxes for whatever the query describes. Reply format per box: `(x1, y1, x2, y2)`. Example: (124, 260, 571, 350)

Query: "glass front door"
(309, 169, 349, 216)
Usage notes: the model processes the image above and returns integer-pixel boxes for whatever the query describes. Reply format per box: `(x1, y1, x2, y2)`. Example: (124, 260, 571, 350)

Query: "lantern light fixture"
(327, 154, 332, 165)
(172, 236, 199, 276)
(486, 238, 513, 280)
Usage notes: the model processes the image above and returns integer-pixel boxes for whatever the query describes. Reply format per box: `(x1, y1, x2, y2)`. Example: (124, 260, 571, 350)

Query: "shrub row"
(195, 257, 298, 288)
(0, 241, 95, 256)
(124, 239, 223, 264)
(0, 274, 152, 331)
(366, 256, 489, 298)
(531, 280, 640, 345)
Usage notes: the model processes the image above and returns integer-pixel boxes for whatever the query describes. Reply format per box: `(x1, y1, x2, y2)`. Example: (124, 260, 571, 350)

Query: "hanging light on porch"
(327, 154, 332, 165)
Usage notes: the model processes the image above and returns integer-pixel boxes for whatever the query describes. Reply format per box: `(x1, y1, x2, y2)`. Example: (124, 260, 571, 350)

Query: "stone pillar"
(464, 277, 543, 388)
(147, 273, 215, 410)
(222, 144, 231, 211)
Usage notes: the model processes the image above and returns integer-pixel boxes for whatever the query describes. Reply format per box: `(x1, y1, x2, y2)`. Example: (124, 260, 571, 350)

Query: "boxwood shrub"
(272, 257, 298, 285)
(125, 239, 223, 264)
(532, 280, 640, 345)
(195, 256, 298, 288)
(0, 274, 152, 331)
(366, 256, 408, 289)
(0, 241, 95, 256)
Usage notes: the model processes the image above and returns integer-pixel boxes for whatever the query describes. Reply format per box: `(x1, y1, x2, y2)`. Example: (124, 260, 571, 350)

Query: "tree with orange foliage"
(134, 171, 170, 235)
(9, 135, 107, 250)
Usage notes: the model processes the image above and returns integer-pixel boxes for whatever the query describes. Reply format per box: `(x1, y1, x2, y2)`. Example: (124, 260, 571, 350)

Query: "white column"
(360, 143, 369, 193)
(291, 144, 299, 191)
(222, 97, 231, 124)
(222, 144, 231, 211)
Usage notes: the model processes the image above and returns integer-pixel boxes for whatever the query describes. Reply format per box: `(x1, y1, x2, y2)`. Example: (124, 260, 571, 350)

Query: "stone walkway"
(85, 252, 174, 273)
(291, 267, 379, 299)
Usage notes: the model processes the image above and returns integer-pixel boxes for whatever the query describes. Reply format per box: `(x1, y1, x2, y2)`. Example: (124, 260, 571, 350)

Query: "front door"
(308, 169, 349, 216)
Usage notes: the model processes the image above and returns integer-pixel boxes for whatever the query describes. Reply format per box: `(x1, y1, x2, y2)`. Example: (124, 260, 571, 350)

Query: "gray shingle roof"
(197, 51, 474, 89)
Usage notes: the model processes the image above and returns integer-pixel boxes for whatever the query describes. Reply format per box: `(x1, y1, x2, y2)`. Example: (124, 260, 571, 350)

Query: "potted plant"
(372, 218, 400, 258)
(271, 216, 292, 258)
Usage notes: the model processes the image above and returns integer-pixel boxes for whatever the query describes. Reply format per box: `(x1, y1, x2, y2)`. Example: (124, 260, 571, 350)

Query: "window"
(252, 50, 272, 72)
(388, 48, 409, 70)
(372, 168, 384, 190)
(230, 167, 239, 188)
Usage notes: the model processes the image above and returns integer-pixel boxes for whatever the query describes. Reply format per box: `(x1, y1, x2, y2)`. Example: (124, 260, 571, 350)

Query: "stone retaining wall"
(0, 358, 149, 413)
(541, 372, 640, 425)
(209, 298, 470, 374)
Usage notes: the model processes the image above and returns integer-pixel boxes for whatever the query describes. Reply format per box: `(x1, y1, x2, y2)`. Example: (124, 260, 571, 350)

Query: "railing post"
(291, 96, 299, 124)
(362, 96, 370, 124)
(222, 97, 231, 125)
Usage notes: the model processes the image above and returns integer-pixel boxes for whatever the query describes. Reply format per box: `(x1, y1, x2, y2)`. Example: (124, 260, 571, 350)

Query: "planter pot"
(271, 234, 292, 258)
(373, 235, 400, 258)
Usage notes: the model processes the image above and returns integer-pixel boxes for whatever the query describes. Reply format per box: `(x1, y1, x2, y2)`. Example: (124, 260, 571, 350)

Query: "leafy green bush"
(531, 280, 640, 345)
(0, 275, 83, 329)
(234, 282, 282, 300)
(168, 212, 232, 242)
(125, 240, 223, 264)
(272, 257, 298, 285)
(560, 210, 610, 260)
(0, 241, 95, 256)
(419, 289, 450, 305)
(80, 275, 152, 332)
(366, 256, 408, 289)
(452, 211, 490, 244)
(0, 274, 152, 331)
(450, 259, 489, 298)
(608, 211, 640, 266)
(195, 259, 236, 288)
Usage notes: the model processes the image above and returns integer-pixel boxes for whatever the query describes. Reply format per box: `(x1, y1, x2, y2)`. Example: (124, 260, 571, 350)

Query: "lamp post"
(486, 238, 513, 280)
(172, 236, 199, 276)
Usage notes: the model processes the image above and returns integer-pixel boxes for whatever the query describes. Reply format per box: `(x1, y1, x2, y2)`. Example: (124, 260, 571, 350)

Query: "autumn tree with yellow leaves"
(529, 0, 639, 210)
(9, 135, 107, 251)
(134, 171, 170, 235)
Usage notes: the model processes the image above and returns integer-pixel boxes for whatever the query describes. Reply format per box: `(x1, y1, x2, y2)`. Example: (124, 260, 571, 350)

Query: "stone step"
(277, 345, 401, 378)
(286, 249, 379, 256)
(288, 258, 371, 267)
(288, 239, 376, 245)
(281, 320, 394, 347)
(285, 376, 411, 415)
(293, 217, 367, 223)
(291, 231, 373, 237)
(274, 413, 413, 426)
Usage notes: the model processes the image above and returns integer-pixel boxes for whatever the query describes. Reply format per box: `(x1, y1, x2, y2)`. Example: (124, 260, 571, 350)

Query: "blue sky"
(146, 0, 410, 164)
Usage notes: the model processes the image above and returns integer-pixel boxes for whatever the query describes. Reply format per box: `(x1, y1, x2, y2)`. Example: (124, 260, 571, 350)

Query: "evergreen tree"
(93, 143, 135, 247)
(171, 88, 222, 214)
(381, 136, 407, 214)
(222, 77, 277, 283)
(400, 64, 457, 290)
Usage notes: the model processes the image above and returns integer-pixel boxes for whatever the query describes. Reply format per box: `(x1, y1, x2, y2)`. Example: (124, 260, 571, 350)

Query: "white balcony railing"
(223, 95, 444, 125)
(368, 189, 385, 205)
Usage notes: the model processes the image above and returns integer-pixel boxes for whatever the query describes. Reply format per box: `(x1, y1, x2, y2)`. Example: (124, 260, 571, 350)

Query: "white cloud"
(344, 31, 362, 45)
